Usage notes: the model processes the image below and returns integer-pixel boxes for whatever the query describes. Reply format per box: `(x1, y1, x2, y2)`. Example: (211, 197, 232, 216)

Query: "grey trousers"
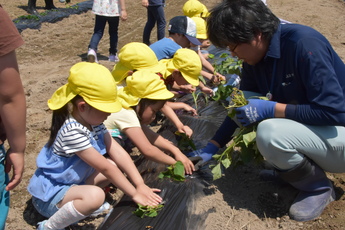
(256, 118, 345, 173)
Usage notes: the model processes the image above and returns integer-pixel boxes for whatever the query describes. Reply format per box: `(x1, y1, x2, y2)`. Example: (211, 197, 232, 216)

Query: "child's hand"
(175, 154, 195, 175)
(200, 86, 214, 96)
(141, 0, 149, 7)
(182, 104, 198, 116)
(211, 73, 226, 85)
(120, 10, 128, 21)
(177, 125, 193, 138)
(133, 184, 162, 206)
(181, 84, 196, 94)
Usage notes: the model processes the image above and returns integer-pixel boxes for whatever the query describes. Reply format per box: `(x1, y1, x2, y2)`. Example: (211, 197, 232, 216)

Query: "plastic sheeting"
(98, 46, 237, 230)
(13, 0, 93, 32)
(98, 92, 230, 230)
(97, 158, 210, 230)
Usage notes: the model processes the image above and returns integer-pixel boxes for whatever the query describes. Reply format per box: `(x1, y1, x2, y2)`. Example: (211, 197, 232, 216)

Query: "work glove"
(235, 99, 277, 126)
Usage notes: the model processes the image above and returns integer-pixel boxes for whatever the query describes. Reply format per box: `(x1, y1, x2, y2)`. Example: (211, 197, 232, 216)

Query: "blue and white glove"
(186, 142, 219, 162)
(235, 99, 277, 126)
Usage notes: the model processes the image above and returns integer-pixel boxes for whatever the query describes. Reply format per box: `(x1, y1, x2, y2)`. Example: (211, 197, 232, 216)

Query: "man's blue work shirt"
(240, 23, 345, 126)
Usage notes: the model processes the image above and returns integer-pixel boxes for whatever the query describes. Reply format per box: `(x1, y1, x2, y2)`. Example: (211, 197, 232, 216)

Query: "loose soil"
(2, 0, 345, 229)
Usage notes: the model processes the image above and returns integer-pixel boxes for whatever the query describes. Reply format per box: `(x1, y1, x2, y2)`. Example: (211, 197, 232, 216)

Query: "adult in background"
(190, 0, 345, 222)
(0, 5, 27, 229)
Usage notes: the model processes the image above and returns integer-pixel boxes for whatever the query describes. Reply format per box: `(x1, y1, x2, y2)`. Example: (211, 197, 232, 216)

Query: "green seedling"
(210, 88, 267, 180)
(133, 204, 164, 218)
(175, 131, 196, 152)
(158, 161, 185, 182)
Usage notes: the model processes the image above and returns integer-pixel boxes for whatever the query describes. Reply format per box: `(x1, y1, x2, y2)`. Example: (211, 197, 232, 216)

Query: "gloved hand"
(186, 142, 219, 163)
(235, 99, 277, 126)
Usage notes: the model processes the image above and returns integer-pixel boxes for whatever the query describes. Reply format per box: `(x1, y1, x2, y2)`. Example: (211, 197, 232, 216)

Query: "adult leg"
(143, 6, 157, 45)
(155, 5, 166, 41)
(256, 119, 345, 221)
(108, 16, 120, 55)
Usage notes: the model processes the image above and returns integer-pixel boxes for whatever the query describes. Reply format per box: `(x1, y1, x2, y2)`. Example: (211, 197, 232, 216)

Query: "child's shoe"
(108, 53, 119, 62)
(89, 201, 111, 217)
(37, 220, 64, 230)
(87, 48, 98, 63)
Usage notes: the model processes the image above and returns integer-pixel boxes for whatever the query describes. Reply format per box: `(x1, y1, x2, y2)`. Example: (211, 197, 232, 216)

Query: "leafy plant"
(158, 161, 185, 182)
(175, 131, 196, 152)
(209, 53, 243, 76)
(133, 204, 164, 218)
(211, 84, 234, 102)
(210, 88, 267, 180)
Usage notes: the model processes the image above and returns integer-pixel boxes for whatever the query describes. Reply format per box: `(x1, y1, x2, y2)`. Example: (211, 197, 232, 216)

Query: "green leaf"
(221, 158, 231, 168)
(158, 161, 186, 182)
(211, 163, 223, 180)
(242, 131, 256, 147)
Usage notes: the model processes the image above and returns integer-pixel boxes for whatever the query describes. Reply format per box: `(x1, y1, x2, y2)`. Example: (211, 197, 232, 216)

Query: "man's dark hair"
(207, 0, 280, 48)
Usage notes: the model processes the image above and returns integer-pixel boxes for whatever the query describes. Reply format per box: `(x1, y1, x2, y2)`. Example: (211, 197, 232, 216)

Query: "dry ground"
(1, 0, 345, 229)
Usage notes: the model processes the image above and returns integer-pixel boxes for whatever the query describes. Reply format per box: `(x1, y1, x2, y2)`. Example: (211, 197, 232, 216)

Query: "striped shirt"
(53, 117, 107, 157)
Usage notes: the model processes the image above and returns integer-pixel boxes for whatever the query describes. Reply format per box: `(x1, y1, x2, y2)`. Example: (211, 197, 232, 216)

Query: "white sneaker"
(109, 53, 119, 62)
(87, 49, 98, 63)
(89, 202, 111, 217)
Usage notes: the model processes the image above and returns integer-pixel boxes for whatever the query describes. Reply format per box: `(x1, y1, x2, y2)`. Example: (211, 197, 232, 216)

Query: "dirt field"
(2, 0, 345, 229)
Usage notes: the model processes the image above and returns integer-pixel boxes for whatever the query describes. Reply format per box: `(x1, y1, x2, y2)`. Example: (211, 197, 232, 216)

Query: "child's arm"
(160, 103, 193, 137)
(198, 49, 226, 84)
(77, 136, 162, 206)
(123, 126, 177, 165)
(119, 0, 127, 20)
(198, 81, 213, 96)
(141, 124, 195, 175)
(165, 101, 197, 116)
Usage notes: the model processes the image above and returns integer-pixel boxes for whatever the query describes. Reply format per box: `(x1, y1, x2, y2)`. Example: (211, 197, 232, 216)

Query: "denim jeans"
(88, 15, 120, 55)
(143, 5, 166, 45)
(32, 185, 73, 218)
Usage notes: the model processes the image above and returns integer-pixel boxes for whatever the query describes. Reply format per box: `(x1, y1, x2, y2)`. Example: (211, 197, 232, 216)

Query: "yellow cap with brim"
(191, 17, 207, 39)
(165, 48, 201, 86)
(112, 62, 130, 84)
(182, 0, 204, 18)
(112, 42, 166, 84)
(117, 70, 174, 109)
(48, 62, 122, 113)
(201, 4, 210, 17)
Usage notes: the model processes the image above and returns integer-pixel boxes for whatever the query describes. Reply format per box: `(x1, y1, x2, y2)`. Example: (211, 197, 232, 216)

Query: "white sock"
(45, 201, 86, 229)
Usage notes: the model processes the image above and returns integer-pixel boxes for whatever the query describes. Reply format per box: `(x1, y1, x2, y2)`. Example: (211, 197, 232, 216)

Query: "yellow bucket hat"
(165, 48, 201, 86)
(48, 62, 122, 113)
(182, 0, 204, 18)
(112, 42, 166, 84)
(191, 17, 207, 39)
(117, 70, 174, 109)
(201, 3, 209, 17)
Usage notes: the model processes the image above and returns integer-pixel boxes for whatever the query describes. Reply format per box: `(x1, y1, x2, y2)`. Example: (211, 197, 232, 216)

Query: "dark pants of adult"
(143, 5, 166, 45)
(88, 15, 120, 55)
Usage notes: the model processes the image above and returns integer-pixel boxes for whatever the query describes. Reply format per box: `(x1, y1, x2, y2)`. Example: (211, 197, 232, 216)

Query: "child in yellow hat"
(104, 70, 196, 175)
(190, 16, 227, 85)
(27, 62, 162, 230)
